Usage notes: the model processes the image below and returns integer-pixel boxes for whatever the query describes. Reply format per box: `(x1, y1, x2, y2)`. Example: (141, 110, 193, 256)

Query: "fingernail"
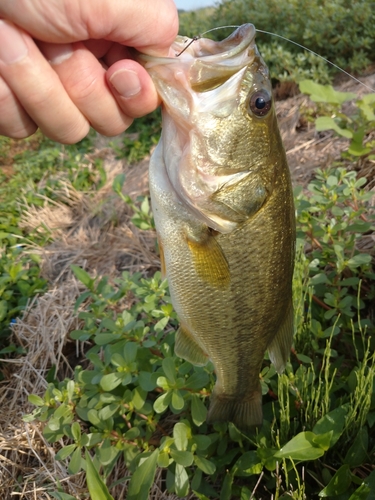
(0, 20, 28, 64)
(41, 43, 74, 65)
(109, 69, 141, 98)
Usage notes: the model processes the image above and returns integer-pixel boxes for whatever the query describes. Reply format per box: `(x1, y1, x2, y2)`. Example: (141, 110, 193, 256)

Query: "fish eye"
(248, 90, 272, 117)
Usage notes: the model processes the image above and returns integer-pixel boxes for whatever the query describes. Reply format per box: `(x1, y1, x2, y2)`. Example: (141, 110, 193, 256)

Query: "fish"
(140, 24, 295, 431)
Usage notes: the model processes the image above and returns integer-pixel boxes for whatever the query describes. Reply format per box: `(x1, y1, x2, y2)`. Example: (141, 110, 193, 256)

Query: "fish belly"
(150, 141, 295, 430)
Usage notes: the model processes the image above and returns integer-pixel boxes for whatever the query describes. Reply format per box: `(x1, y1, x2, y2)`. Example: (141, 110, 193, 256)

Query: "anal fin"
(175, 325, 208, 367)
(268, 300, 294, 374)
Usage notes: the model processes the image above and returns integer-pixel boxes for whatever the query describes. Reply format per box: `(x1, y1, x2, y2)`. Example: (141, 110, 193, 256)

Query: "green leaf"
(71, 422, 81, 442)
(194, 455, 216, 475)
(319, 464, 352, 497)
(69, 446, 83, 475)
(310, 273, 330, 285)
(175, 464, 190, 497)
(28, 394, 45, 407)
(112, 173, 126, 193)
(275, 432, 325, 461)
(100, 373, 124, 392)
(220, 470, 234, 500)
(155, 317, 169, 332)
(50, 493, 78, 500)
(139, 371, 158, 391)
(153, 391, 172, 414)
(344, 427, 368, 467)
(348, 483, 371, 500)
(98, 403, 120, 421)
(347, 253, 372, 269)
(299, 80, 356, 105)
(0, 299, 8, 321)
(363, 470, 375, 500)
(85, 451, 114, 500)
(192, 492, 210, 500)
(170, 449, 194, 467)
(55, 444, 77, 461)
(70, 265, 93, 289)
(173, 422, 189, 451)
(315, 116, 353, 138)
(313, 405, 348, 448)
(87, 409, 101, 427)
(312, 431, 332, 451)
(193, 435, 212, 451)
(162, 357, 176, 383)
(191, 395, 208, 426)
(67, 380, 75, 402)
(123, 342, 138, 363)
(157, 451, 170, 468)
(97, 440, 120, 466)
(127, 449, 159, 500)
(234, 451, 263, 477)
(184, 371, 209, 390)
(171, 389, 185, 411)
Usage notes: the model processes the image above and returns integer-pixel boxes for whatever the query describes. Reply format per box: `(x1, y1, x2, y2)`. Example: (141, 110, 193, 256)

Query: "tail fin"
(206, 386, 263, 431)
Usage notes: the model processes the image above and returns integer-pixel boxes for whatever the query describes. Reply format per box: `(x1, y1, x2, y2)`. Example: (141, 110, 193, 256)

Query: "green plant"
(299, 80, 375, 159)
(111, 109, 161, 164)
(295, 167, 375, 341)
(112, 174, 155, 231)
(0, 133, 100, 358)
(25, 219, 375, 499)
(213, 0, 375, 78)
(0, 244, 46, 347)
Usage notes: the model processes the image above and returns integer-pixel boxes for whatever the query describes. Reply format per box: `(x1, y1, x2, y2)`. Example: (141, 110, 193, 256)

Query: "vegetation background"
(0, 0, 375, 498)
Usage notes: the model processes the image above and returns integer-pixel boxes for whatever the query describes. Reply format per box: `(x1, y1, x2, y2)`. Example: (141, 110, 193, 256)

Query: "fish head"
(139, 24, 284, 232)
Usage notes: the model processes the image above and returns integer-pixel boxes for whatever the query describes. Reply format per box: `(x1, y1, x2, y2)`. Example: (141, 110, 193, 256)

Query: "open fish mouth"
(139, 24, 257, 92)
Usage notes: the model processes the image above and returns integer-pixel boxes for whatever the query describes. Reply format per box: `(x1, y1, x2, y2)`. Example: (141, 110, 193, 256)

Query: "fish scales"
(141, 24, 295, 430)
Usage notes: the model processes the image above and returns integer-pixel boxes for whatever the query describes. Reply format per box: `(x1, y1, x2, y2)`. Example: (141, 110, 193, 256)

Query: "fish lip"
(137, 23, 256, 66)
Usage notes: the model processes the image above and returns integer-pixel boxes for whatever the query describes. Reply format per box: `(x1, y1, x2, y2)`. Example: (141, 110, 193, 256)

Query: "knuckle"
(50, 122, 91, 144)
(63, 65, 101, 103)
(98, 121, 132, 137)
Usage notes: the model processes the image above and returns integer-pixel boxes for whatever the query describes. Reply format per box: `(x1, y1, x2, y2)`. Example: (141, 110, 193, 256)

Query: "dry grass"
(0, 73, 374, 499)
(0, 150, 162, 499)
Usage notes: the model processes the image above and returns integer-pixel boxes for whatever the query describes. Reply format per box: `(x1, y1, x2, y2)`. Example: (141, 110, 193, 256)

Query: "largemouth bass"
(141, 24, 295, 430)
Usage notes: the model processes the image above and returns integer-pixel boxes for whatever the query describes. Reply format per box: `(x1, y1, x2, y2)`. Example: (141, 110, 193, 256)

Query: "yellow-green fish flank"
(141, 24, 295, 430)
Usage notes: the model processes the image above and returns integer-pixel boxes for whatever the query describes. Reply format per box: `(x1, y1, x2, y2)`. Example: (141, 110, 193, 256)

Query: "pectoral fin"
(175, 325, 208, 366)
(210, 173, 268, 221)
(268, 301, 294, 374)
(186, 231, 230, 288)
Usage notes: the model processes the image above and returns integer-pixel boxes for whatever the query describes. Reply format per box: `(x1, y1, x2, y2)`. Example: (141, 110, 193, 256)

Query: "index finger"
(0, 0, 179, 55)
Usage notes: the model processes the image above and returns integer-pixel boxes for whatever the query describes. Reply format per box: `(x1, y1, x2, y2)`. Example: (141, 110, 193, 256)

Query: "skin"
(0, 0, 178, 143)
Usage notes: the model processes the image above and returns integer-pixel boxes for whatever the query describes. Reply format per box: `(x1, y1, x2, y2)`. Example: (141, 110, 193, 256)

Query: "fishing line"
(176, 25, 375, 93)
(256, 29, 375, 93)
(175, 25, 240, 56)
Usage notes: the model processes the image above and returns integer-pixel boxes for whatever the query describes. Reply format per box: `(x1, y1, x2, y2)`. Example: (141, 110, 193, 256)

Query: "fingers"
(0, 19, 160, 142)
(0, 75, 37, 139)
(0, 0, 179, 142)
(0, 0, 179, 55)
(106, 60, 160, 119)
(0, 20, 89, 143)
(39, 41, 136, 136)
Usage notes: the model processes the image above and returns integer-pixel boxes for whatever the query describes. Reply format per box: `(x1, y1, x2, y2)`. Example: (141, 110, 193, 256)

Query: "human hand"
(0, 0, 178, 143)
